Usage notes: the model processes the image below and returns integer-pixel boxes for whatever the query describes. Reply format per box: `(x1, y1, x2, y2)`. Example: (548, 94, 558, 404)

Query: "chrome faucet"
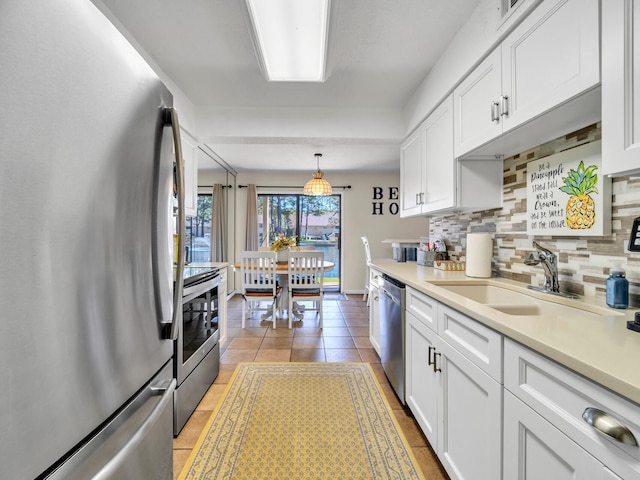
(524, 241, 578, 298)
(524, 241, 559, 293)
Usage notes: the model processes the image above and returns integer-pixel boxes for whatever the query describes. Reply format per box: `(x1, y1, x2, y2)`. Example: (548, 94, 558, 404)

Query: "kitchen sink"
(430, 282, 623, 318)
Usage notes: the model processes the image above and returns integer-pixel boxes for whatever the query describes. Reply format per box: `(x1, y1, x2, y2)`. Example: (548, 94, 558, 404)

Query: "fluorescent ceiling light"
(246, 0, 330, 82)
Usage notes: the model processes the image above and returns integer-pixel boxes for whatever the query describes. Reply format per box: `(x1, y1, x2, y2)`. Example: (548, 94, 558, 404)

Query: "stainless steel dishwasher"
(379, 274, 406, 404)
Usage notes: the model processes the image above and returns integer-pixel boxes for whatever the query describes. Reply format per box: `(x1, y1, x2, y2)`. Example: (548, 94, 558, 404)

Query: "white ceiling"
(99, 0, 481, 172)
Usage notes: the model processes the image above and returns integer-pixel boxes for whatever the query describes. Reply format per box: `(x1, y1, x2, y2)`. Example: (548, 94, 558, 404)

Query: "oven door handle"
(182, 276, 220, 304)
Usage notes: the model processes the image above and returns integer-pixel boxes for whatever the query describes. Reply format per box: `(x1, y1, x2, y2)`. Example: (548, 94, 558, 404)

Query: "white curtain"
(210, 183, 226, 261)
(245, 184, 259, 250)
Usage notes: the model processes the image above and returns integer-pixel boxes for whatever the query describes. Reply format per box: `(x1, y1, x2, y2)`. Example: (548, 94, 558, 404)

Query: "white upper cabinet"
(422, 96, 456, 213)
(500, 0, 599, 130)
(401, 95, 502, 218)
(454, 48, 503, 158)
(454, 0, 600, 159)
(401, 96, 456, 217)
(602, 0, 640, 176)
(400, 128, 424, 217)
(180, 131, 198, 218)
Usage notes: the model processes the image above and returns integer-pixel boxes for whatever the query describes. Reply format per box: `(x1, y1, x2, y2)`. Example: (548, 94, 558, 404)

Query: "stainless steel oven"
(174, 266, 220, 435)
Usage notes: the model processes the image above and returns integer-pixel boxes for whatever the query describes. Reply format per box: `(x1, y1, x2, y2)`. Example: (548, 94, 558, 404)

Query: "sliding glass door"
(258, 194, 341, 292)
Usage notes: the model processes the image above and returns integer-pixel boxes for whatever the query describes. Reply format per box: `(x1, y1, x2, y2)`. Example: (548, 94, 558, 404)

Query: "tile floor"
(173, 293, 449, 479)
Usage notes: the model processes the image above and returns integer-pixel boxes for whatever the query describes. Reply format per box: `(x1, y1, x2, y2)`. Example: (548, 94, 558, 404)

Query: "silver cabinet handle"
(500, 95, 509, 117)
(491, 101, 500, 122)
(582, 407, 638, 446)
(433, 351, 442, 373)
(415, 193, 420, 206)
(428, 346, 442, 373)
(420, 192, 425, 205)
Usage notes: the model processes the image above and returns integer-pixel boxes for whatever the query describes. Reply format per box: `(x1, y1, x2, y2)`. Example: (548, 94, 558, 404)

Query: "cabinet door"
(453, 48, 502, 158)
(400, 129, 424, 217)
(218, 268, 228, 347)
(504, 390, 622, 480)
(423, 95, 455, 213)
(501, 0, 599, 133)
(437, 338, 502, 480)
(180, 132, 198, 217)
(369, 283, 381, 355)
(602, 0, 640, 176)
(405, 310, 439, 448)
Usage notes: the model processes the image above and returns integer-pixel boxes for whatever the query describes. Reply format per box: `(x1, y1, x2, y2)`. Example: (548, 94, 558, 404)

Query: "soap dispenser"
(606, 263, 629, 309)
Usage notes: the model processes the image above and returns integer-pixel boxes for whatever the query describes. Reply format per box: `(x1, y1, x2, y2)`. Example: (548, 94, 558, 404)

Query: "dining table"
(233, 259, 335, 321)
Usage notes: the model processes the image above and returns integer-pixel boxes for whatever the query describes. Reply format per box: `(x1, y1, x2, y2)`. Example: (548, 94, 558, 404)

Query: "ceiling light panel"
(246, 0, 330, 82)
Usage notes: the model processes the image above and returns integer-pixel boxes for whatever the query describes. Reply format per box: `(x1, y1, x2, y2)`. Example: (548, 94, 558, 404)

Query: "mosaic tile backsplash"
(429, 123, 640, 308)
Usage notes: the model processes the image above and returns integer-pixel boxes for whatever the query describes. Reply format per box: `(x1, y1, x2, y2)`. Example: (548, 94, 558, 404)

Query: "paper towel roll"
(465, 233, 493, 278)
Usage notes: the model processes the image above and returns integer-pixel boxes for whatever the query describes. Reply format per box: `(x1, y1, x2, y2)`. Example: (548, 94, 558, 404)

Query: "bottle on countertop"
(606, 263, 629, 309)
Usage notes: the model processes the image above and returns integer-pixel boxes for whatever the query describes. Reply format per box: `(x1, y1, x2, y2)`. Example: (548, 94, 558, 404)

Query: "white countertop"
(187, 262, 229, 269)
(381, 238, 421, 244)
(370, 259, 640, 406)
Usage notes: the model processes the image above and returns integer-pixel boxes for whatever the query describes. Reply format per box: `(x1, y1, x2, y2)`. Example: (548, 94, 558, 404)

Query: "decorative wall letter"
(371, 187, 399, 215)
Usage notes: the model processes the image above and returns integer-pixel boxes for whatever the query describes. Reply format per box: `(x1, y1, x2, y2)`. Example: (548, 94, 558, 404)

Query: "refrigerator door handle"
(92, 378, 176, 480)
(158, 107, 185, 340)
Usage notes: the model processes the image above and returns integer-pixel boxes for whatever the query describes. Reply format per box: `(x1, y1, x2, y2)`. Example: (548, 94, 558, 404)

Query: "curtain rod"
(198, 184, 233, 188)
(238, 184, 352, 190)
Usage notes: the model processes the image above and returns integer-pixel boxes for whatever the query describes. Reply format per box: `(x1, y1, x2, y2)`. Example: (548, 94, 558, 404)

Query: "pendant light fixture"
(303, 153, 333, 196)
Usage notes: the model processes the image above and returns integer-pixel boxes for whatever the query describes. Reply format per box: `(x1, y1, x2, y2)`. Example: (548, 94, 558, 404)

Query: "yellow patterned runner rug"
(178, 363, 425, 479)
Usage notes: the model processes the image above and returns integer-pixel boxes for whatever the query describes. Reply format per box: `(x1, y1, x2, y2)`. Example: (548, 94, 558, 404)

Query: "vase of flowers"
(270, 233, 298, 263)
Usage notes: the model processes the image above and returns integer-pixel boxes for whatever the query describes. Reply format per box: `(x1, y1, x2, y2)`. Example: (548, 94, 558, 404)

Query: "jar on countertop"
(606, 267, 629, 309)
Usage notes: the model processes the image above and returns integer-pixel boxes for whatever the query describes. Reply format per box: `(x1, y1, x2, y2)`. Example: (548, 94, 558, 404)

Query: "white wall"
(231, 171, 428, 294)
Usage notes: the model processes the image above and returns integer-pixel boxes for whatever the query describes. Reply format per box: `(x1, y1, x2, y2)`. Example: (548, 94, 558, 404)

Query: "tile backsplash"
(429, 123, 640, 308)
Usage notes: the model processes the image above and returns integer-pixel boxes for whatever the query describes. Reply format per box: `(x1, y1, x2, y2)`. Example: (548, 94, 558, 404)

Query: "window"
(186, 194, 212, 262)
(258, 193, 341, 291)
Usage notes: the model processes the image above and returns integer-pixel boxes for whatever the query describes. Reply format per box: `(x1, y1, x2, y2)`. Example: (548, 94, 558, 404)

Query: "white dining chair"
(361, 236, 372, 305)
(287, 251, 324, 329)
(239, 251, 282, 328)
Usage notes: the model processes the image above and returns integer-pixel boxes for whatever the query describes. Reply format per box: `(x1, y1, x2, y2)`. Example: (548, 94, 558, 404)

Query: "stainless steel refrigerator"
(0, 1, 185, 478)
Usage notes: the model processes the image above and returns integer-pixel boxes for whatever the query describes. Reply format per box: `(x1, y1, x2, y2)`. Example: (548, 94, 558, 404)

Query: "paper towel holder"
(465, 233, 493, 278)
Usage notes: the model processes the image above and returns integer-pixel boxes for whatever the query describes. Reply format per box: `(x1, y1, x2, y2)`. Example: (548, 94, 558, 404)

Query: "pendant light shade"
(303, 153, 333, 196)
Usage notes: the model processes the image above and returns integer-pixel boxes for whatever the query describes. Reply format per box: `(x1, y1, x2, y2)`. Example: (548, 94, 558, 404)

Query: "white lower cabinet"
(405, 288, 502, 480)
(436, 335, 502, 480)
(368, 268, 382, 355)
(406, 309, 439, 445)
(504, 338, 640, 480)
(218, 268, 228, 347)
(504, 390, 622, 480)
(405, 287, 640, 480)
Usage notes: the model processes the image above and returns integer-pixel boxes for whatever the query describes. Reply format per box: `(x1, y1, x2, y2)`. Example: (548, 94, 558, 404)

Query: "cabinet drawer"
(505, 339, 640, 478)
(406, 287, 438, 332)
(438, 304, 503, 382)
(369, 268, 382, 288)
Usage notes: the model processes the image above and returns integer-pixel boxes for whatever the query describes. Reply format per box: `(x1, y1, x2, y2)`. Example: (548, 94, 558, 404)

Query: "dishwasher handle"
(382, 274, 406, 289)
(380, 286, 398, 305)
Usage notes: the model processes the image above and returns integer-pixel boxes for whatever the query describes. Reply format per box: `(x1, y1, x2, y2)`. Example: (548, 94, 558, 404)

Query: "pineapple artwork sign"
(527, 141, 611, 236)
